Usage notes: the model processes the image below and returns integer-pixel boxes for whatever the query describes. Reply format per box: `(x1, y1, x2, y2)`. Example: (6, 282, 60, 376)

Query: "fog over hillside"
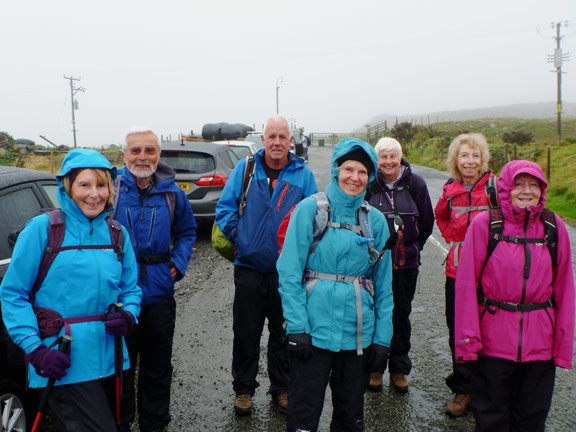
(367, 102, 576, 126)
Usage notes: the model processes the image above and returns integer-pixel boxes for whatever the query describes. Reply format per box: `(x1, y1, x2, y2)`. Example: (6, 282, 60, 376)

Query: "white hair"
(374, 137, 402, 160)
(123, 126, 160, 151)
(263, 115, 292, 138)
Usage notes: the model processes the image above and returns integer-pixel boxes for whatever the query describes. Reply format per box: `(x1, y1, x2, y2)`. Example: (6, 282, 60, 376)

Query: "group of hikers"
(0, 114, 574, 432)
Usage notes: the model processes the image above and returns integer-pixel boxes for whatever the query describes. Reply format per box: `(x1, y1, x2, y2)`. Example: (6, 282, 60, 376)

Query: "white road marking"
(429, 234, 449, 254)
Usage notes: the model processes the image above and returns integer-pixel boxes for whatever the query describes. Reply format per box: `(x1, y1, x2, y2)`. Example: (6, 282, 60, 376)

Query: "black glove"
(287, 333, 312, 360)
(368, 344, 390, 372)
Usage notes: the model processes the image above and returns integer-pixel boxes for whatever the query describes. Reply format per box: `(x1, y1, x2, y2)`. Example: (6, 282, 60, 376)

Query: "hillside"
(367, 101, 576, 126)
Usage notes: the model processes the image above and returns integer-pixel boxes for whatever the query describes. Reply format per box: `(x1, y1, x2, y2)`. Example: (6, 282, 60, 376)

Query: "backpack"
(9, 208, 125, 339)
(446, 175, 499, 216)
(212, 155, 256, 262)
(477, 206, 558, 313)
(277, 192, 383, 266)
(484, 207, 558, 269)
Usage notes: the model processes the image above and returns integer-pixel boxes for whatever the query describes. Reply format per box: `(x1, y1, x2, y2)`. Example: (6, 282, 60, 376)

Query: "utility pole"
(546, 22, 570, 141)
(276, 77, 283, 114)
(64, 75, 85, 148)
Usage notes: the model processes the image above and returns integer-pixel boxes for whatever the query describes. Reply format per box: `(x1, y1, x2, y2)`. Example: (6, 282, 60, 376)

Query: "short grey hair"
(123, 126, 160, 151)
(374, 137, 402, 160)
(263, 115, 292, 138)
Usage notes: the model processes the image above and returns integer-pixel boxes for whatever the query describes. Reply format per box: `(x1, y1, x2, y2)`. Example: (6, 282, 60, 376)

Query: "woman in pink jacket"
(455, 160, 574, 432)
(434, 133, 494, 416)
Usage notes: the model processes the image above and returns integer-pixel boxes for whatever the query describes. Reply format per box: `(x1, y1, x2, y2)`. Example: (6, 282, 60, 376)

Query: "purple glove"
(27, 344, 71, 380)
(105, 311, 135, 336)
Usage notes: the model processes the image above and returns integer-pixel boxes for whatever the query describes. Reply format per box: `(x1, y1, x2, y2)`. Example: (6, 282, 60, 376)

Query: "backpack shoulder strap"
(541, 208, 558, 268)
(309, 192, 330, 255)
(485, 175, 499, 209)
(485, 207, 504, 265)
(357, 202, 379, 263)
(30, 209, 66, 303)
(238, 155, 256, 217)
(164, 191, 176, 225)
(105, 217, 125, 261)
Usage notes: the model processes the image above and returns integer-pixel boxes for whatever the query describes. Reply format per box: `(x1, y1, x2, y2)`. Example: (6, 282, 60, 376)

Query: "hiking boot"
(390, 373, 409, 393)
(234, 394, 253, 416)
(272, 393, 288, 414)
(368, 372, 383, 391)
(445, 393, 471, 417)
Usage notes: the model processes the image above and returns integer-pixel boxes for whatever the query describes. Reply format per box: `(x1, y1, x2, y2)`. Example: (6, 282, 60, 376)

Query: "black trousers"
(445, 276, 472, 394)
(121, 297, 176, 432)
(471, 357, 555, 432)
(286, 347, 371, 432)
(386, 267, 419, 375)
(232, 265, 289, 396)
(48, 378, 117, 432)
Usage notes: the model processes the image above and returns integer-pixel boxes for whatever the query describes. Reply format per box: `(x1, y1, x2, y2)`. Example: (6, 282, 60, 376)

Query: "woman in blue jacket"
(1, 149, 141, 431)
(278, 138, 394, 432)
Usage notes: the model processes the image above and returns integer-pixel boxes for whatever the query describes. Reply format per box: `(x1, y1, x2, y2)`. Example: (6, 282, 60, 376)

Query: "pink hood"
(498, 159, 547, 225)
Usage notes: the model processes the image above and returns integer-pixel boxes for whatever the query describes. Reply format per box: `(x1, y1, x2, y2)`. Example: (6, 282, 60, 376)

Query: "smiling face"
(123, 131, 161, 182)
(510, 173, 541, 208)
(457, 143, 482, 184)
(338, 160, 369, 196)
(378, 149, 401, 182)
(70, 169, 110, 218)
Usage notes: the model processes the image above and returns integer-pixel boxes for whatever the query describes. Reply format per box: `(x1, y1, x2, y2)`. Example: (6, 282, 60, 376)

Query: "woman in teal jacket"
(278, 138, 393, 432)
(1, 149, 141, 431)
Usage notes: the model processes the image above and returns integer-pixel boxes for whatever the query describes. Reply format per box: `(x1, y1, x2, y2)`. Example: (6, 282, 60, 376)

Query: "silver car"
(160, 141, 243, 222)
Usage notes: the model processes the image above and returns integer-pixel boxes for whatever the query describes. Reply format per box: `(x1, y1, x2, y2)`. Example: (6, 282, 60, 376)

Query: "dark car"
(0, 165, 59, 431)
(159, 141, 243, 222)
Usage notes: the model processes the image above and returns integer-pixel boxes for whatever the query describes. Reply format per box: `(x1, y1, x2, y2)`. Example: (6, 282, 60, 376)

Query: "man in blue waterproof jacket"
(215, 115, 317, 415)
(114, 126, 197, 432)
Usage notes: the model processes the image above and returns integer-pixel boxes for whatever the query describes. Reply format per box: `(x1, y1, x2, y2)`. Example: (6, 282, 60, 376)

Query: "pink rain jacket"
(435, 171, 494, 278)
(455, 160, 574, 369)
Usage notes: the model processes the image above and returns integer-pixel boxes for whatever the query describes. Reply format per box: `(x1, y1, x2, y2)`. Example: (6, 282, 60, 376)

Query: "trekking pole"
(108, 302, 124, 426)
(31, 334, 73, 432)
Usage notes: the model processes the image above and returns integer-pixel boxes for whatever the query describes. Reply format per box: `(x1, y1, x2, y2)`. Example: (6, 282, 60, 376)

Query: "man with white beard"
(114, 127, 197, 432)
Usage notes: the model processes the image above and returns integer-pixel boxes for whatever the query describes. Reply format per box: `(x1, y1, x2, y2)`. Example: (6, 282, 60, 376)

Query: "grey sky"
(2, 0, 574, 148)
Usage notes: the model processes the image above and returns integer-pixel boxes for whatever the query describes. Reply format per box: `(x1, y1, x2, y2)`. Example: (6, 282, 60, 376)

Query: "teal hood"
(56, 148, 117, 219)
(57, 148, 117, 185)
(330, 138, 378, 185)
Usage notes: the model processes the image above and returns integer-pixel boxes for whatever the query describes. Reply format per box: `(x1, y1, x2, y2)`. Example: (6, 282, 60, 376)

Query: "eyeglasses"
(127, 146, 158, 156)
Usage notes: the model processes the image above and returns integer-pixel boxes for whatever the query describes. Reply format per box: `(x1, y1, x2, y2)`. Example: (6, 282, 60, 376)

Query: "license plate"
(176, 182, 190, 191)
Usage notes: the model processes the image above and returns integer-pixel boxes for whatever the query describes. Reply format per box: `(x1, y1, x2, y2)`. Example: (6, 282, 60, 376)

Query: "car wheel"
(0, 381, 29, 432)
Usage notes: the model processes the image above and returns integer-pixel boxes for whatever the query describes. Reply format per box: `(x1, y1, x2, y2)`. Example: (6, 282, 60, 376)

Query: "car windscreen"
(161, 152, 215, 173)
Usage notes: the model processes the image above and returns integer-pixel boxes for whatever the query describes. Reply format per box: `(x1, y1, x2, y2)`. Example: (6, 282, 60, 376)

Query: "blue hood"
(331, 137, 378, 184)
(57, 148, 117, 185)
(56, 148, 117, 219)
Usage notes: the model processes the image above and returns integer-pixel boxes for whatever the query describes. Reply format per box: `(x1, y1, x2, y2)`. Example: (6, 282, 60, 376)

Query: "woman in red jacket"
(434, 133, 494, 417)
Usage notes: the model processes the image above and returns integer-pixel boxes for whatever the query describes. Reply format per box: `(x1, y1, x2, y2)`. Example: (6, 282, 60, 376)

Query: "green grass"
(403, 118, 576, 223)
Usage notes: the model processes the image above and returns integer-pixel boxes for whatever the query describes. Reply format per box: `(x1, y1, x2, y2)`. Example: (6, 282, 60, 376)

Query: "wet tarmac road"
(159, 145, 576, 431)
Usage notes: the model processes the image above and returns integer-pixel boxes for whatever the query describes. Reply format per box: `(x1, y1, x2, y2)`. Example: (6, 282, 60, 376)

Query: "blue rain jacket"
(0, 149, 141, 388)
(277, 138, 394, 351)
(114, 162, 197, 306)
(216, 149, 317, 272)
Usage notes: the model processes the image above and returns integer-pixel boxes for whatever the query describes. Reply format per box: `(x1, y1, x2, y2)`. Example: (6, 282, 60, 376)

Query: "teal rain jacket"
(0, 149, 141, 388)
(277, 138, 394, 352)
